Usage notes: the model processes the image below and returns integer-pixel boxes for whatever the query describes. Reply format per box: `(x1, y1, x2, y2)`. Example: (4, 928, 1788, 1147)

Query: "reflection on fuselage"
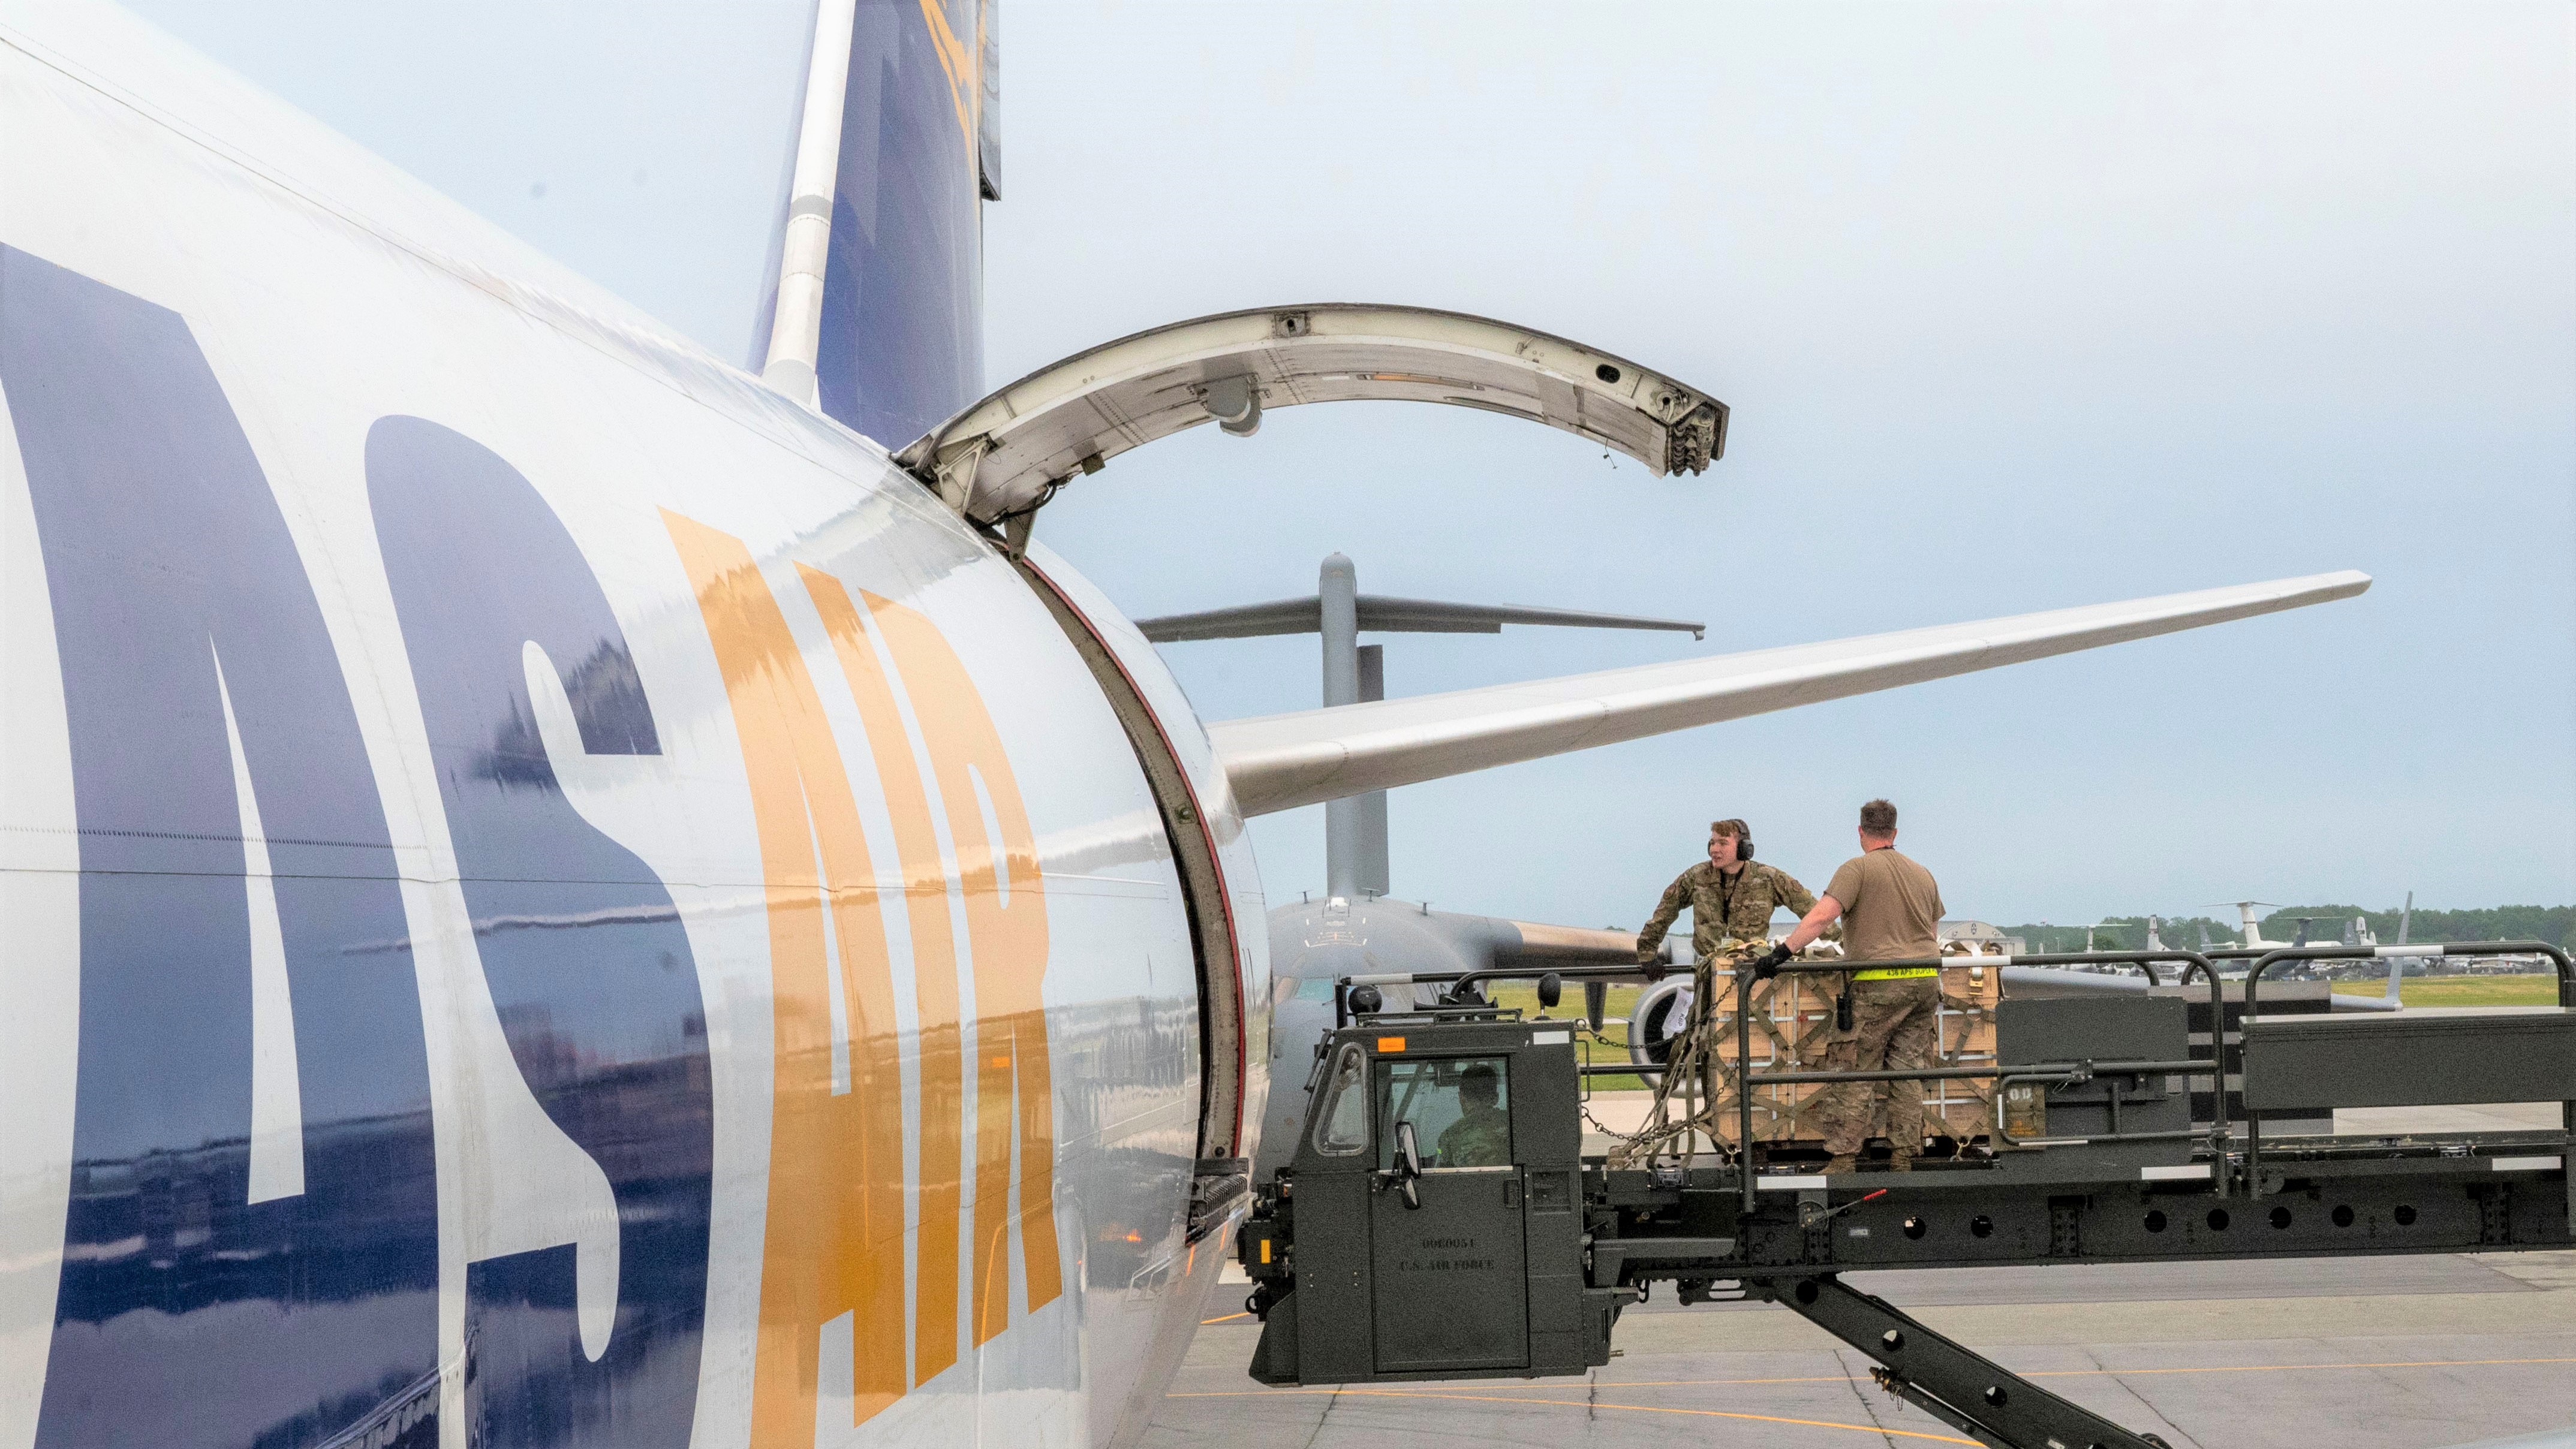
(0, 16, 1266, 1428)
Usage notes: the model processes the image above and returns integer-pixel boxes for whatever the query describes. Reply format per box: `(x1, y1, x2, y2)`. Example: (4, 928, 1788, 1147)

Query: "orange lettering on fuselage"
(665, 514, 909, 1438)
(665, 513, 1060, 1442)
(798, 564, 965, 1382)
(859, 587, 1061, 1339)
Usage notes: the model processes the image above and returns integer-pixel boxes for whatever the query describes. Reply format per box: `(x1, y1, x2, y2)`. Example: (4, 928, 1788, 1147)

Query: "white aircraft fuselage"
(0, 7, 1260, 1448)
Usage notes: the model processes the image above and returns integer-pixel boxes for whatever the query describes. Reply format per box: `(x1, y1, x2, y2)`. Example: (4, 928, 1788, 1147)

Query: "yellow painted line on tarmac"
(1169, 1358, 2576, 1410)
(1163, 1387, 1976, 1444)
(1200, 1312, 1253, 1325)
(1168, 1357, 2576, 1441)
(1369, 1354, 2576, 1394)
(1633, 1355, 2576, 1388)
(1482, 1375, 1854, 1388)
(2033, 1355, 2576, 1379)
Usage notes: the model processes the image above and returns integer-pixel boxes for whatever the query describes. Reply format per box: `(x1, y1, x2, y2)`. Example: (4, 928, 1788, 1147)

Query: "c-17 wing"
(1211, 570, 2369, 817)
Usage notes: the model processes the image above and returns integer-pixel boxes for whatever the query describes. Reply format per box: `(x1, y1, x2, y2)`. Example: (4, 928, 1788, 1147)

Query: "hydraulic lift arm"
(1750, 1274, 2171, 1449)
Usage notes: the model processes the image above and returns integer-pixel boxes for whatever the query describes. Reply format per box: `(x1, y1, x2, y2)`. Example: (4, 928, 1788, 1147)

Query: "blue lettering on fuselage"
(366, 418, 711, 1449)
(0, 251, 717, 1449)
(1, 246, 442, 1449)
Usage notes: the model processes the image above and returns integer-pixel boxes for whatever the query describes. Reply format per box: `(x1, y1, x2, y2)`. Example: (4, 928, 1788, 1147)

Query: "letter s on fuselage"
(0, 25, 1263, 1448)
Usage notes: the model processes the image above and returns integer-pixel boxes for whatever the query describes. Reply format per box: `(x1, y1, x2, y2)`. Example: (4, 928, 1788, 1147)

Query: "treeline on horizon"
(2000, 905, 2576, 954)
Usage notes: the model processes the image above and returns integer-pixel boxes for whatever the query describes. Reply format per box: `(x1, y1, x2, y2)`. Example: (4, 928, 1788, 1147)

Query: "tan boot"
(1822, 1155, 1858, 1176)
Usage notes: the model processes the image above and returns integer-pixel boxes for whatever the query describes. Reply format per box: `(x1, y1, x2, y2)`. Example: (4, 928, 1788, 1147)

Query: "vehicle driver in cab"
(1436, 1064, 1511, 1167)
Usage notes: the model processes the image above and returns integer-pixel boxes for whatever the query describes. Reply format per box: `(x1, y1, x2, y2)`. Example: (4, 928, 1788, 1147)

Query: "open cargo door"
(898, 304, 1727, 1200)
(894, 304, 1728, 526)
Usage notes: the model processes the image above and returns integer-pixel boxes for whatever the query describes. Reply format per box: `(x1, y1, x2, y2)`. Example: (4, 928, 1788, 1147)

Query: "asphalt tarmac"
(1160, 1098, 2575, 1449)
(1165, 1250, 2576, 1449)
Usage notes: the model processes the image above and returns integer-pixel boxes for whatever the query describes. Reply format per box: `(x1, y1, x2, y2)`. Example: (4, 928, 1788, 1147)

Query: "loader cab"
(1239, 1013, 1624, 1385)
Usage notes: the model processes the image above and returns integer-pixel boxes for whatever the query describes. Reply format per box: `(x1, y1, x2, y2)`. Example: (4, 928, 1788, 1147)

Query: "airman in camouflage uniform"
(1635, 821, 1820, 1106)
(1436, 1064, 1511, 1167)
(1635, 819, 1819, 980)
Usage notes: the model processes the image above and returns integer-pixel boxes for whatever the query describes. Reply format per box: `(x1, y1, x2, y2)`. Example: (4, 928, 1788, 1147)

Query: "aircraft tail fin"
(1139, 595, 1706, 643)
(1152, 552, 1706, 896)
(752, 0, 995, 446)
(1355, 644, 1389, 896)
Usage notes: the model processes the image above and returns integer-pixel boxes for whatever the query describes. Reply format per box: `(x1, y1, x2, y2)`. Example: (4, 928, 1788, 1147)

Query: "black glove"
(1750, 942, 1795, 981)
(1637, 954, 1666, 982)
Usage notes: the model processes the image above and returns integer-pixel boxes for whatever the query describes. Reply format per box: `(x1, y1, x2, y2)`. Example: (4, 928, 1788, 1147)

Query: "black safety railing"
(2239, 940, 2575, 1192)
(1723, 958, 2228, 1213)
(1981, 950, 2232, 1155)
(1335, 944, 2576, 1210)
(1338, 951, 2234, 1213)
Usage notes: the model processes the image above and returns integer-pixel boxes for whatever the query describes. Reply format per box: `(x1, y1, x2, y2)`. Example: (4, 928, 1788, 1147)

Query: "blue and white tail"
(751, 0, 999, 449)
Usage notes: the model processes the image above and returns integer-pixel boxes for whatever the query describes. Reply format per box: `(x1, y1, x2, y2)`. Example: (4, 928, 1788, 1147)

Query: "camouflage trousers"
(1809, 976, 1942, 1158)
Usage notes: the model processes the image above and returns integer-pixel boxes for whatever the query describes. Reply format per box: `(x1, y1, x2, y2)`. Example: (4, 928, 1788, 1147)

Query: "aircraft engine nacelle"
(1624, 974, 1693, 1081)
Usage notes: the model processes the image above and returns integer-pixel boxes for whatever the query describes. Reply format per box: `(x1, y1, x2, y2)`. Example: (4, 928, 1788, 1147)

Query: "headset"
(1713, 820, 1753, 864)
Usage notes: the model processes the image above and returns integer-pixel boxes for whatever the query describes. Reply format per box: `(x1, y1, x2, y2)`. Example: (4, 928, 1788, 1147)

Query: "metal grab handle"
(1989, 1067, 2207, 1149)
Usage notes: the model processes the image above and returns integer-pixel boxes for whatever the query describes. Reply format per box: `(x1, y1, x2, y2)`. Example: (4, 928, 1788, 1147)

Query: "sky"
(123, 1, 2576, 929)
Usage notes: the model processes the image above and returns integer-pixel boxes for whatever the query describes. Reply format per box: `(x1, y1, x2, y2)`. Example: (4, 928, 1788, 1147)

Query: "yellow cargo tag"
(1376, 1036, 1407, 1053)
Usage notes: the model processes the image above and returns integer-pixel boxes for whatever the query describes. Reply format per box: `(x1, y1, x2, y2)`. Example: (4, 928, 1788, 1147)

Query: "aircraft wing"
(1212, 571, 2369, 816)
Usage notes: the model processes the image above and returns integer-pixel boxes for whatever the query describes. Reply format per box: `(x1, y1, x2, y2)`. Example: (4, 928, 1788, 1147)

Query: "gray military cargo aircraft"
(1139, 552, 1707, 1173)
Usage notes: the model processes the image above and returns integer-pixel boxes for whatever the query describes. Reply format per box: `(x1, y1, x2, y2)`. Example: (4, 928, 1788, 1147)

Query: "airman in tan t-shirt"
(1775, 800, 1946, 1174)
(1824, 846, 1945, 969)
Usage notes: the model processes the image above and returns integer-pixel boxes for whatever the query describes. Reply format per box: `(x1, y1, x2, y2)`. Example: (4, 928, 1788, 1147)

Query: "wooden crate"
(1682, 957, 2003, 1148)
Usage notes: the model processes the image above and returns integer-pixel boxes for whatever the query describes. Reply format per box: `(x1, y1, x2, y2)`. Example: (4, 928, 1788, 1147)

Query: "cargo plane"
(0, 3, 2367, 1447)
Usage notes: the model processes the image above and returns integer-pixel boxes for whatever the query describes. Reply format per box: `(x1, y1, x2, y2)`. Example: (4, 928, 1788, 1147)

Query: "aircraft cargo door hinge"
(905, 433, 1096, 558)
(1665, 402, 1723, 475)
(904, 434, 995, 517)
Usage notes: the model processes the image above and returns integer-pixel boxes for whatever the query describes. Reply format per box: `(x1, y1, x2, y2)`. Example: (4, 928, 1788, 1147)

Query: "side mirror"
(1349, 983, 1385, 1016)
(1393, 1121, 1424, 1209)
(1584, 980, 1608, 1032)
(1536, 972, 1563, 1011)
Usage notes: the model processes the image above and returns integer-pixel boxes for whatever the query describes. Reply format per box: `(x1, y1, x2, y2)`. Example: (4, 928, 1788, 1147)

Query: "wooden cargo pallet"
(1653, 958, 2003, 1150)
